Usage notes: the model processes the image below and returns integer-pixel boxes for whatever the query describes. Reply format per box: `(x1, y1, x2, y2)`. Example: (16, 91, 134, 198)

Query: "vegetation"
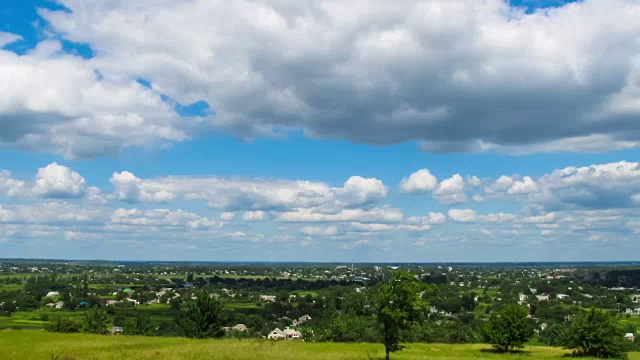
(6, 330, 640, 360)
(561, 308, 629, 359)
(178, 290, 224, 339)
(484, 304, 533, 352)
(375, 270, 425, 360)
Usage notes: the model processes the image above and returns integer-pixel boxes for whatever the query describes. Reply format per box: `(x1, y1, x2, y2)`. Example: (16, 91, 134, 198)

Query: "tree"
(83, 307, 109, 334)
(124, 312, 158, 336)
(561, 308, 629, 359)
(44, 316, 81, 333)
(484, 304, 533, 352)
(375, 270, 424, 360)
(178, 291, 224, 338)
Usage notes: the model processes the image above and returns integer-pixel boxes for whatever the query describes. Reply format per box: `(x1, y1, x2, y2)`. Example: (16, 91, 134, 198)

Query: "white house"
(46, 291, 60, 298)
(268, 328, 286, 340)
(536, 295, 550, 302)
(259, 295, 276, 302)
(556, 294, 570, 300)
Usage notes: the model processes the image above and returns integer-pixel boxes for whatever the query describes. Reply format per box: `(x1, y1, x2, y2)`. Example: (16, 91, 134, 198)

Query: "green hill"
(1, 330, 640, 360)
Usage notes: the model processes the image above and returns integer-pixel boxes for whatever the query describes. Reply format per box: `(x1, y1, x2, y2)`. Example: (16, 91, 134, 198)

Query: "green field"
(1, 331, 639, 360)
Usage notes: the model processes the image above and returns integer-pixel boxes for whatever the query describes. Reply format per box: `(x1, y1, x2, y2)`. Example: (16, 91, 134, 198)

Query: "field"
(1, 331, 640, 360)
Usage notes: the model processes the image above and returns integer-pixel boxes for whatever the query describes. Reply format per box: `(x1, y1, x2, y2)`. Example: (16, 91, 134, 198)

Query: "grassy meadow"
(1, 330, 640, 360)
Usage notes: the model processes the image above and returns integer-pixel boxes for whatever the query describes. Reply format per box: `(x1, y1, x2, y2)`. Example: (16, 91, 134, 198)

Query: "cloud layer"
(4, 0, 630, 156)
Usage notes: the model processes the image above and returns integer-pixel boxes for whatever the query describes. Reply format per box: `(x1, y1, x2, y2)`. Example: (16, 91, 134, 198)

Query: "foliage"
(561, 308, 629, 359)
(83, 307, 109, 334)
(483, 304, 533, 352)
(179, 291, 224, 339)
(44, 316, 81, 333)
(124, 312, 158, 336)
(375, 270, 425, 360)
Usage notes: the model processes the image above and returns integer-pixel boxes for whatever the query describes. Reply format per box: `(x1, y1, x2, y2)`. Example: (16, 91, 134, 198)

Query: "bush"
(561, 308, 629, 359)
(483, 304, 533, 352)
(45, 316, 81, 333)
(123, 313, 158, 336)
(82, 307, 109, 334)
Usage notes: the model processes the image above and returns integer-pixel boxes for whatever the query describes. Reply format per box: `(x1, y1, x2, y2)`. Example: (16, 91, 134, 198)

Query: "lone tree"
(179, 291, 224, 338)
(561, 308, 629, 359)
(375, 270, 424, 360)
(484, 304, 533, 352)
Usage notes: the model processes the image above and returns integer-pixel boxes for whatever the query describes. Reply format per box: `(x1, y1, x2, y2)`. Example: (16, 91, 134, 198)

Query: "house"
(54, 301, 64, 309)
(224, 324, 249, 332)
(518, 294, 528, 302)
(556, 294, 569, 300)
(283, 328, 302, 340)
(268, 327, 302, 340)
(530, 288, 537, 294)
(536, 295, 550, 302)
(259, 295, 276, 302)
(46, 291, 60, 298)
(631, 295, 640, 303)
(111, 326, 123, 335)
(626, 333, 636, 341)
(268, 328, 286, 340)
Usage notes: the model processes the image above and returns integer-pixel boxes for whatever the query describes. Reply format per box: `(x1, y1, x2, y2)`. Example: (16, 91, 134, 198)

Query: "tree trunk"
(385, 348, 390, 360)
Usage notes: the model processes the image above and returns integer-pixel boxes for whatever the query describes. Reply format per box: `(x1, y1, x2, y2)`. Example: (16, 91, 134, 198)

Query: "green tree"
(561, 308, 629, 359)
(83, 307, 109, 334)
(124, 312, 158, 336)
(178, 291, 224, 338)
(484, 304, 533, 352)
(44, 316, 81, 333)
(375, 270, 424, 360)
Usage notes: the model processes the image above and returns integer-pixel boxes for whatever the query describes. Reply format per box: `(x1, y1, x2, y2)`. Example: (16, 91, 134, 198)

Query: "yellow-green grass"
(1, 330, 639, 360)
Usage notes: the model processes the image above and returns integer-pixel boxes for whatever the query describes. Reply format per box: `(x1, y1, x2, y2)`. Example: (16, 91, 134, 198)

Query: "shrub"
(45, 316, 81, 333)
(82, 307, 109, 334)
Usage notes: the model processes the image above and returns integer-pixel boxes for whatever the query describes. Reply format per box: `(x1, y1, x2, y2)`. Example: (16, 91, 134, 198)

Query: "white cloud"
(109, 171, 387, 212)
(32, 163, 86, 197)
(277, 207, 403, 223)
(434, 174, 466, 204)
(243, 210, 266, 222)
(400, 169, 437, 193)
(220, 212, 236, 221)
(448, 209, 516, 223)
(111, 208, 222, 230)
(507, 176, 538, 195)
(300, 226, 338, 236)
(522, 213, 557, 224)
(31, 0, 640, 155)
(0, 40, 198, 158)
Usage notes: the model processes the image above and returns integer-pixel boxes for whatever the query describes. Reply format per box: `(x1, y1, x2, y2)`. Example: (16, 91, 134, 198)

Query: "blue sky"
(1, 0, 640, 262)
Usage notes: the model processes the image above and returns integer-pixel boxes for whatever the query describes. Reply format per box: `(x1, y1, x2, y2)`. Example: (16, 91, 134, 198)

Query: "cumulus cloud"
(0, 38, 203, 158)
(243, 211, 266, 222)
(109, 171, 387, 212)
(433, 174, 467, 204)
(111, 208, 222, 230)
(448, 209, 516, 223)
(26, 0, 640, 155)
(400, 169, 437, 193)
(277, 208, 403, 223)
(32, 162, 86, 197)
(301, 226, 338, 236)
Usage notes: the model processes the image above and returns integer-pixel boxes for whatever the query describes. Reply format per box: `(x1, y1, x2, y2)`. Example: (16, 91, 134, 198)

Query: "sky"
(1, 0, 640, 262)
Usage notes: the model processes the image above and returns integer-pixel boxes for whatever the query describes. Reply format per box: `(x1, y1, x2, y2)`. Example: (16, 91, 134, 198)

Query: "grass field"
(1, 330, 639, 360)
